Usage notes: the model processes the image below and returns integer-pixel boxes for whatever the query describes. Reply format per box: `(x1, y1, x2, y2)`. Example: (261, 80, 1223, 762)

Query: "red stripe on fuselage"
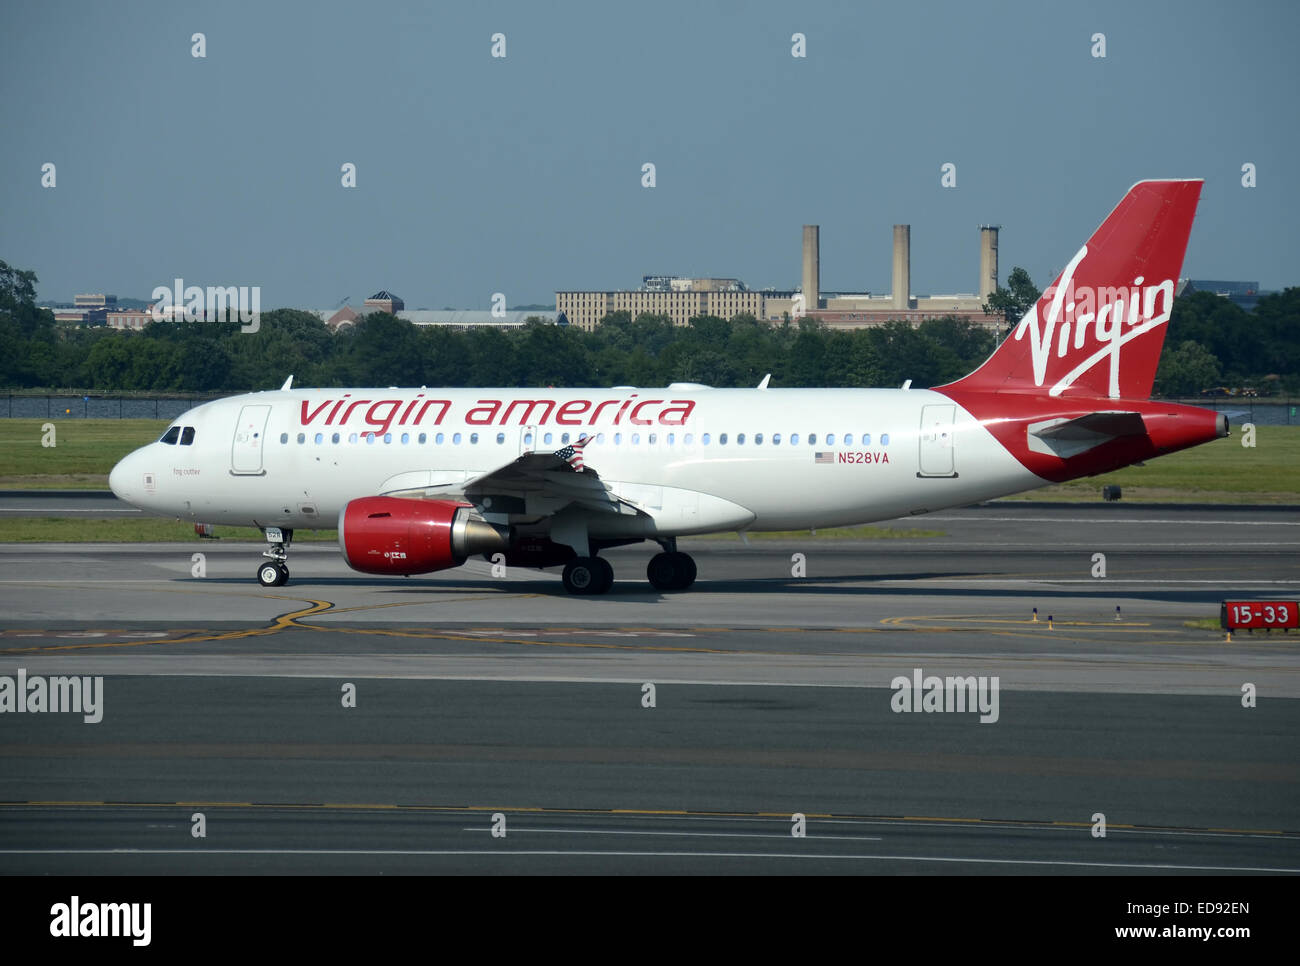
(935, 388, 1224, 484)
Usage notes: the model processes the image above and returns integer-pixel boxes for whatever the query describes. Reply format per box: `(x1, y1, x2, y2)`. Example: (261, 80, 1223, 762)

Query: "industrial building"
(555, 224, 1005, 332)
(315, 293, 561, 332)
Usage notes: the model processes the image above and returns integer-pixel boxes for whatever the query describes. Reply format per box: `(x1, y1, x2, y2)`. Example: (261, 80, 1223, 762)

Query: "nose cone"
(109, 450, 138, 504)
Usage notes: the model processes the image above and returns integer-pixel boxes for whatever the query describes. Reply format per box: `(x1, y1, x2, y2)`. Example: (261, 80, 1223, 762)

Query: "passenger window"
(418, 433, 427, 444)
(772, 433, 780, 444)
(348, 433, 358, 444)
(755, 433, 763, 445)
(453, 433, 462, 444)
(332, 433, 341, 444)
(862, 433, 871, 446)
(561, 433, 571, 444)
(825, 433, 834, 445)
(648, 433, 657, 445)
(180, 426, 195, 445)
(808, 434, 817, 445)
(844, 433, 853, 446)
(684, 433, 694, 445)
(383, 433, 392, 444)
(279, 432, 288, 444)
(614, 433, 622, 445)
(401, 432, 409, 444)
(790, 433, 799, 445)
(435, 433, 445, 445)
(314, 433, 323, 444)
(881, 433, 890, 446)
(737, 434, 745, 445)
(364, 433, 375, 444)
(543, 432, 553, 445)
(524, 432, 533, 446)
(596, 433, 606, 444)
(160, 426, 181, 445)
(297, 433, 306, 444)
(470, 433, 479, 444)
(719, 433, 727, 445)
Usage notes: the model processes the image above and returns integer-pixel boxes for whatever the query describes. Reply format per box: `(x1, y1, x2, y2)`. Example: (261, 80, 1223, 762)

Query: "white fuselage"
(109, 386, 1047, 536)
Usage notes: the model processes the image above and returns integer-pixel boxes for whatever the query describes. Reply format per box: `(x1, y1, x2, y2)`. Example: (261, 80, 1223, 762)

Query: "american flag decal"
(555, 434, 593, 472)
(814, 451, 834, 464)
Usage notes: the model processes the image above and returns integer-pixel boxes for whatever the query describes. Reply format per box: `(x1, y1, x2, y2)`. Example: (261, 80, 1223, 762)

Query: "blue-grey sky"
(3, 0, 1296, 309)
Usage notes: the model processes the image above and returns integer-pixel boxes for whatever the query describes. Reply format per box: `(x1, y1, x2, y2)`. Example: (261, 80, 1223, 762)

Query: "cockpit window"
(160, 426, 181, 445)
(180, 426, 196, 445)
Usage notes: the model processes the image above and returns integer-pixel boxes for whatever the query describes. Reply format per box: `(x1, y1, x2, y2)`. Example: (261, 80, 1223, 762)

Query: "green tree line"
(2, 260, 1297, 394)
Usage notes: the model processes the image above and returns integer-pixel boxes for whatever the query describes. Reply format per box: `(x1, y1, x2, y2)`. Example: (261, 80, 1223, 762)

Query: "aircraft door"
(231, 404, 271, 475)
(917, 404, 957, 478)
(519, 425, 538, 455)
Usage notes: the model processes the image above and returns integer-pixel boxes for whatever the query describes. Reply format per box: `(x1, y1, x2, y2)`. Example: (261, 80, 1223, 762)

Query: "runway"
(1, 503, 1298, 874)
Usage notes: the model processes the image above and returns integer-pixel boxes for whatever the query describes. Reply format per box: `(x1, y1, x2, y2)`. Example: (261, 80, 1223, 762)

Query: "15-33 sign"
(1221, 600, 1299, 631)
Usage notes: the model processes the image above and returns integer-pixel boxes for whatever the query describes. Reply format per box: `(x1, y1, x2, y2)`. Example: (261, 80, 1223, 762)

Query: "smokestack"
(892, 225, 910, 310)
(801, 225, 820, 312)
(979, 225, 1000, 300)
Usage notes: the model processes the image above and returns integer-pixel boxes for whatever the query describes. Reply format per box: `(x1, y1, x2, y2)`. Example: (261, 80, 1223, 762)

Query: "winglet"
(757, 373, 771, 390)
(280, 375, 294, 391)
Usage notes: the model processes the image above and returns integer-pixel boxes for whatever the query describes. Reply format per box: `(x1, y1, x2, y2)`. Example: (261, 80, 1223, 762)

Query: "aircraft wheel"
(594, 557, 614, 594)
(647, 552, 684, 591)
(257, 562, 282, 587)
(562, 557, 605, 595)
(673, 552, 697, 590)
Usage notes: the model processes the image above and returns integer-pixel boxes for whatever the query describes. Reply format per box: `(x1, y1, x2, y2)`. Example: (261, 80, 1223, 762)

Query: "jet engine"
(338, 497, 508, 576)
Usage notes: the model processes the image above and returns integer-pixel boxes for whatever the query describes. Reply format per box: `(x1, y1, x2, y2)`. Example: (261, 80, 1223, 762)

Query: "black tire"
(562, 558, 599, 595)
(647, 552, 680, 591)
(674, 552, 697, 589)
(274, 562, 290, 586)
(594, 557, 614, 594)
(257, 562, 281, 587)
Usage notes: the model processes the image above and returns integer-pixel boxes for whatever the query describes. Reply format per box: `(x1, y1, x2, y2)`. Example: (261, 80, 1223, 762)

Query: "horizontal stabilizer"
(1027, 411, 1146, 459)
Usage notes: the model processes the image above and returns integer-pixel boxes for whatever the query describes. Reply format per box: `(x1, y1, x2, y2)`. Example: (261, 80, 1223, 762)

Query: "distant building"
(320, 305, 362, 331)
(557, 277, 771, 331)
(556, 224, 1005, 332)
(1177, 279, 1268, 312)
(311, 302, 563, 332)
(106, 309, 151, 330)
(398, 310, 562, 330)
(363, 290, 404, 315)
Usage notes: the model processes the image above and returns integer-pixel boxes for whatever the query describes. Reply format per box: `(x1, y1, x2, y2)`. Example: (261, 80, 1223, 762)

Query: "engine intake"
(338, 497, 508, 576)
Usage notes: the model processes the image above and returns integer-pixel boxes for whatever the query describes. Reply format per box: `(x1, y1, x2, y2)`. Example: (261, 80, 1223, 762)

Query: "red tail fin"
(943, 179, 1202, 400)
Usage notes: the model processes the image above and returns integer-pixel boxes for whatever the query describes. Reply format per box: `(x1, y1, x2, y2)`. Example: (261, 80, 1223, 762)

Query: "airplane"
(109, 179, 1228, 595)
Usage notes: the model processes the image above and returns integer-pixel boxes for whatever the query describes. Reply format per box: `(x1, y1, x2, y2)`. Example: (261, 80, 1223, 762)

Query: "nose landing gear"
(256, 527, 293, 587)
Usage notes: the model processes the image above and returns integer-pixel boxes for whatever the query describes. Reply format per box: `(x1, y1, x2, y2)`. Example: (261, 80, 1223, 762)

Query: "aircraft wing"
(380, 436, 641, 519)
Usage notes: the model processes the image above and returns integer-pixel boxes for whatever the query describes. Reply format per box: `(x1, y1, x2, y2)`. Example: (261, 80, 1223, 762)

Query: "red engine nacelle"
(338, 497, 508, 576)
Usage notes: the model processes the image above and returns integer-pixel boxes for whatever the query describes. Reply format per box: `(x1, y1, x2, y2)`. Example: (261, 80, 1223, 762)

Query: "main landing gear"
(256, 527, 292, 587)
(558, 543, 698, 595)
(646, 550, 696, 592)
(561, 556, 614, 596)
